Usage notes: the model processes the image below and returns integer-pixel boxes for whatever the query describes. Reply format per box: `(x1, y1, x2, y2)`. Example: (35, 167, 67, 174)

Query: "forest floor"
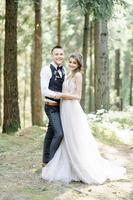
(0, 122, 133, 200)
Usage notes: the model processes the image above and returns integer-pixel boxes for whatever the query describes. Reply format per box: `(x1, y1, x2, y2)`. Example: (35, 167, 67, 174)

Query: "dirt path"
(0, 127, 133, 200)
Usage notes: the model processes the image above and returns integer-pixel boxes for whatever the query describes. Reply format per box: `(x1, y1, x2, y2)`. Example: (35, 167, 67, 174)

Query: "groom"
(40, 46, 65, 166)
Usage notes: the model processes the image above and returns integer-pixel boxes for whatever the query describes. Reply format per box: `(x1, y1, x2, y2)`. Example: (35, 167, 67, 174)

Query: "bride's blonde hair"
(69, 53, 83, 73)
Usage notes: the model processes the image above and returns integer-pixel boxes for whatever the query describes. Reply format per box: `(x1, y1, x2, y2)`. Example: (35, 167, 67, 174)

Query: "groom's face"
(52, 48, 64, 66)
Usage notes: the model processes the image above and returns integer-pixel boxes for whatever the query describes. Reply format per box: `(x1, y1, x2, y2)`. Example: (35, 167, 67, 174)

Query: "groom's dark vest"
(45, 64, 65, 103)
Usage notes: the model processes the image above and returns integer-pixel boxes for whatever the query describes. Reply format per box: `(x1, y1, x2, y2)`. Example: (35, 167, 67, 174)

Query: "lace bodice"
(63, 77, 77, 94)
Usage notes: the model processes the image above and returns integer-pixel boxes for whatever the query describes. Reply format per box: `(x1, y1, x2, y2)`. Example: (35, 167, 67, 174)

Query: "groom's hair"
(51, 45, 63, 53)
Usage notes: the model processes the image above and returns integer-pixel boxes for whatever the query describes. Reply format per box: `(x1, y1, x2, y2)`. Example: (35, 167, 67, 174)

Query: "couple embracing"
(40, 46, 126, 184)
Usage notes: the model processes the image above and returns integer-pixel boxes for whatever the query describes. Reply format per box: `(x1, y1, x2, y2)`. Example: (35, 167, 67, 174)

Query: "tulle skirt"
(42, 100, 126, 184)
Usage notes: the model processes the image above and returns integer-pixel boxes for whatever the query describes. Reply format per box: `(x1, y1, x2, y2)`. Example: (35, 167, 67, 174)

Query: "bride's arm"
(55, 72, 82, 100)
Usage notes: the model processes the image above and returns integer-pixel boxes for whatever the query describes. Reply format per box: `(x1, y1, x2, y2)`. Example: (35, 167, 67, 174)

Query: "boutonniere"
(54, 70, 61, 80)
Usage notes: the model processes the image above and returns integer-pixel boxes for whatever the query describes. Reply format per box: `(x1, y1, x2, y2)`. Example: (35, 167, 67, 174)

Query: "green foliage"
(17, 0, 34, 52)
(0, 15, 5, 20)
(3, 121, 21, 134)
(67, 0, 126, 19)
(91, 122, 122, 145)
(42, 1, 84, 64)
(111, 116, 133, 129)
(1, 0, 133, 127)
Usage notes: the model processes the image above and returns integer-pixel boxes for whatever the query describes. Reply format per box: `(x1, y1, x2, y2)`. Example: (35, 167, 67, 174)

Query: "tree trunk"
(31, 0, 43, 126)
(3, 0, 20, 133)
(122, 51, 130, 107)
(114, 49, 121, 96)
(89, 21, 94, 112)
(130, 63, 133, 106)
(57, 0, 61, 45)
(94, 20, 109, 111)
(81, 13, 89, 110)
(0, 34, 2, 126)
(23, 53, 28, 128)
(129, 32, 133, 106)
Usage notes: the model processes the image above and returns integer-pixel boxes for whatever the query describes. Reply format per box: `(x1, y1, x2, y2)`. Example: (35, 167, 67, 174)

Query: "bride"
(42, 53, 126, 184)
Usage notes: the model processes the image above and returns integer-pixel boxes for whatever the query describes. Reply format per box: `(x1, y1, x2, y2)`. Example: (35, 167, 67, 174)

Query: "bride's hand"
(54, 92, 80, 100)
(61, 93, 80, 100)
(54, 92, 63, 99)
(54, 92, 71, 99)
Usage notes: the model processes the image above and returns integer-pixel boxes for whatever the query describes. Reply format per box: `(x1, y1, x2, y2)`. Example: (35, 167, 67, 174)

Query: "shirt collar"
(51, 62, 58, 69)
(51, 62, 63, 70)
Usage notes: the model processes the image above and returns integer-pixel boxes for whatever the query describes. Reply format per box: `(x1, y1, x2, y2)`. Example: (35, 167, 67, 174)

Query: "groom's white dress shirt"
(40, 62, 65, 103)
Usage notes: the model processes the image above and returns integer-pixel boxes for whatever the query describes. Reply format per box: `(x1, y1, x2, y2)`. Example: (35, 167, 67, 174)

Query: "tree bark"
(122, 51, 130, 107)
(0, 34, 2, 126)
(89, 21, 94, 112)
(94, 20, 109, 111)
(57, 0, 61, 45)
(3, 0, 20, 133)
(130, 63, 133, 106)
(129, 32, 133, 106)
(31, 0, 43, 126)
(114, 49, 121, 97)
(81, 13, 89, 110)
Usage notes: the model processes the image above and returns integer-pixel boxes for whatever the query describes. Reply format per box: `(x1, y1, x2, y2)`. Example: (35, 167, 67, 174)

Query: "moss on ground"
(0, 125, 132, 200)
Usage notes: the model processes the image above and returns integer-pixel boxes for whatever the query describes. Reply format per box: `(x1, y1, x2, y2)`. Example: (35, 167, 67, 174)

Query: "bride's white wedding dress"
(42, 77, 126, 184)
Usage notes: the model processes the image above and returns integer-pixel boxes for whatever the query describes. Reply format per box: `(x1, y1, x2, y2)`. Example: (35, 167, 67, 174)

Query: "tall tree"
(130, 32, 133, 106)
(89, 21, 94, 112)
(72, 0, 124, 111)
(31, 0, 43, 126)
(57, 0, 61, 45)
(122, 50, 130, 107)
(130, 63, 133, 106)
(0, 27, 3, 126)
(94, 20, 109, 111)
(114, 49, 121, 97)
(81, 13, 89, 110)
(3, 0, 20, 133)
(23, 53, 28, 128)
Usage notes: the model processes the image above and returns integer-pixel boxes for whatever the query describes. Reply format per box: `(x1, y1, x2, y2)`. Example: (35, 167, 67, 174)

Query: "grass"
(0, 126, 72, 200)
(91, 122, 123, 146)
(102, 111, 133, 129)
(111, 116, 133, 129)
(0, 122, 132, 200)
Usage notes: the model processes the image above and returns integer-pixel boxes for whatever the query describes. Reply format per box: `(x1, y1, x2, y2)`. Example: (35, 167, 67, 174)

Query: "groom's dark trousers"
(42, 103, 64, 164)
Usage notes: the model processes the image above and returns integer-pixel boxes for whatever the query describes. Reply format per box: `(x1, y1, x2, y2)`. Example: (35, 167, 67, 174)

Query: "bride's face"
(68, 57, 78, 71)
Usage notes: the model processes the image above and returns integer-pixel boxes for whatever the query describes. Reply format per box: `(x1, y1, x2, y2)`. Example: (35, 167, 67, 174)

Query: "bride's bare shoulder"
(74, 72, 82, 80)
